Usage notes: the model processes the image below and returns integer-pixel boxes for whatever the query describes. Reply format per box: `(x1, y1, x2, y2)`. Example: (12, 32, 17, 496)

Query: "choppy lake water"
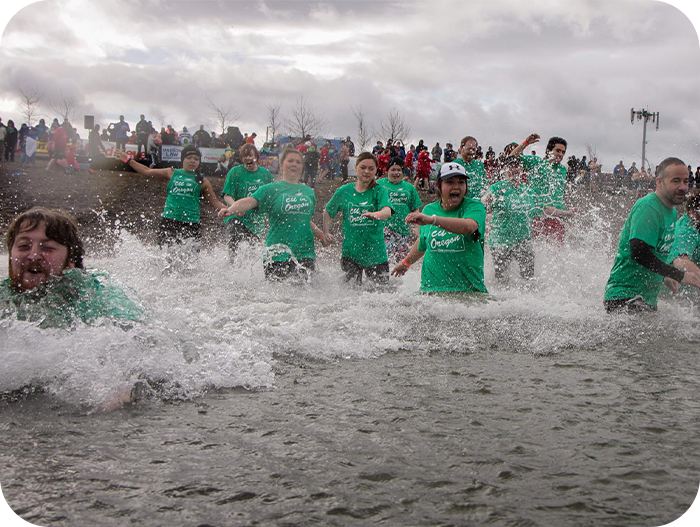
(1, 201, 700, 526)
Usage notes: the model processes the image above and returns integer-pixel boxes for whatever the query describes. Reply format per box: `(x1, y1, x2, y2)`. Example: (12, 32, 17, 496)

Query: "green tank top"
(162, 169, 202, 223)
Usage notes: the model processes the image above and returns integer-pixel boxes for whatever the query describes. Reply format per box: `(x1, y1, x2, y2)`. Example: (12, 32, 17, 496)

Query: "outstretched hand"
(523, 133, 540, 147)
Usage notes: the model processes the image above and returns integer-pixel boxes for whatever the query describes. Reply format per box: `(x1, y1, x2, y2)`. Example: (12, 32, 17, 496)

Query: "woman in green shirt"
(323, 152, 394, 284)
(116, 145, 226, 247)
(481, 156, 535, 283)
(219, 149, 327, 280)
(391, 162, 487, 294)
(221, 143, 274, 261)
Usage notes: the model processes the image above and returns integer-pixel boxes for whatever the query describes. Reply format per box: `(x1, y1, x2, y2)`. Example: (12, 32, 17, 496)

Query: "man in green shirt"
(221, 143, 274, 260)
(508, 134, 577, 243)
(3, 207, 144, 327)
(604, 158, 700, 313)
(454, 135, 488, 200)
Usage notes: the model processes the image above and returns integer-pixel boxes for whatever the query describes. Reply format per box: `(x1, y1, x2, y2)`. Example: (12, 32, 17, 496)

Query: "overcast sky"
(0, 0, 699, 170)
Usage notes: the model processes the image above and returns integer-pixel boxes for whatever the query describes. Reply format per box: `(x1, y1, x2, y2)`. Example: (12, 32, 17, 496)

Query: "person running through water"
(219, 149, 328, 281)
(378, 156, 422, 265)
(454, 135, 489, 200)
(481, 156, 536, 284)
(667, 190, 700, 292)
(221, 143, 274, 261)
(391, 162, 487, 294)
(115, 145, 226, 249)
(508, 133, 578, 244)
(604, 157, 700, 313)
(323, 152, 394, 284)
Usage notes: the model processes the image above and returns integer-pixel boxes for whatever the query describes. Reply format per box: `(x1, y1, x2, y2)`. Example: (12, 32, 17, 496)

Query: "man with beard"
(2, 208, 143, 327)
(604, 158, 700, 313)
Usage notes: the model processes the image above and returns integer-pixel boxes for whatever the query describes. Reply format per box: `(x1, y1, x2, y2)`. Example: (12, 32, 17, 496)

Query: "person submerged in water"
(1, 207, 144, 328)
(391, 162, 488, 294)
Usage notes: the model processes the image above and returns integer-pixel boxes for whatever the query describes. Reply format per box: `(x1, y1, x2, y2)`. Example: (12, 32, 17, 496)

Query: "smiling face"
(240, 145, 259, 171)
(438, 176, 468, 210)
(9, 221, 74, 292)
(547, 143, 567, 165)
(387, 164, 403, 183)
(656, 163, 689, 207)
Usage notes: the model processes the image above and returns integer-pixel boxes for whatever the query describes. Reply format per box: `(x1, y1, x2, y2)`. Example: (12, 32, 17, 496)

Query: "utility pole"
(630, 108, 659, 173)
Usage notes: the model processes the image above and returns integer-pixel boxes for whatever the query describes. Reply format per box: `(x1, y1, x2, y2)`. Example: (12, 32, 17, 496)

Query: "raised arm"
(115, 148, 173, 180)
(509, 133, 540, 158)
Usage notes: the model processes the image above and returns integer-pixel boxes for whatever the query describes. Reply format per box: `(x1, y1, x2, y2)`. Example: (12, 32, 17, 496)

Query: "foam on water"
(1, 212, 699, 408)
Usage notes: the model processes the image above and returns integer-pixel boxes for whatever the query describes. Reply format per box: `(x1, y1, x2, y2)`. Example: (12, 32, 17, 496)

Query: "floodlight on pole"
(630, 107, 659, 173)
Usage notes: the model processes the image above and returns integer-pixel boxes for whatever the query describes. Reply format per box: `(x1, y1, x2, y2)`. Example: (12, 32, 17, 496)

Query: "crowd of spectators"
(2, 112, 699, 195)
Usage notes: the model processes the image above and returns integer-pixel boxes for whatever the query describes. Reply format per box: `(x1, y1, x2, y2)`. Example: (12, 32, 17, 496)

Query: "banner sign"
(259, 152, 280, 174)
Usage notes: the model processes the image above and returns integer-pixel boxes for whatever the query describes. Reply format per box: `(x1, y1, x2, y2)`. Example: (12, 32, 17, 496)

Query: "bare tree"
(50, 90, 79, 123)
(18, 87, 43, 126)
(205, 92, 241, 135)
(586, 143, 597, 161)
(379, 108, 412, 145)
(352, 105, 372, 153)
(156, 113, 167, 131)
(286, 96, 326, 139)
(266, 102, 282, 144)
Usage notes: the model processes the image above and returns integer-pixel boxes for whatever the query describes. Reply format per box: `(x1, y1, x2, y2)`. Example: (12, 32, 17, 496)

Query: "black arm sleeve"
(629, 238, 685, 282)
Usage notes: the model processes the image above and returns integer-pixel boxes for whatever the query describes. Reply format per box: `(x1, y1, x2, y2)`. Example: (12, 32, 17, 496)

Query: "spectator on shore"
(193, 125, 211, 148)
(210, 132, 223, 148)
(4, 119, 18, 162)
(112, 115, 130, 151)
(432, 142, 442, 162)
(35, 118, 48, 142)
(345, 136, 355, 157)
(147, 129, 160, 168)
(0, 118, 6, 161)
(135, 114, 151, 158)
(246, 132, 257, 145)
(46, 122, 68, 171)
(179, 127, 192, 146)
(340, 140, 350, 181)
(88, 124, 107, 174)
(443, 143, 455, 163)
(613, 161, 627, 191)
(372, 141, 384, 155)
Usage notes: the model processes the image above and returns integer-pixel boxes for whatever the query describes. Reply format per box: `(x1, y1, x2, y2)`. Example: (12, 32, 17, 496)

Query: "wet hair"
(460, 136, 477, 148)
(6, 207, 84, 269)
(546, 137, 567, 152)
(239, 143, 260, 161)
(355, 152, 379, 188)
(657, 157, 686, 179)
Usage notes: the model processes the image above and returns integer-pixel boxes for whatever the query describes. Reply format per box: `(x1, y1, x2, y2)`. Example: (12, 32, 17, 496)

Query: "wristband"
(521, 141, 528, 147)
(401, 258, 412, 268)
(431, 215, 437, 225)
(124, 156, 133, 164)
(318, 233, 324, 242)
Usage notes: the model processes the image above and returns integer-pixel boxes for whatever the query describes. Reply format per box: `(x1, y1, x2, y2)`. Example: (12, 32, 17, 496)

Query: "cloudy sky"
(0, 0, 699, 170)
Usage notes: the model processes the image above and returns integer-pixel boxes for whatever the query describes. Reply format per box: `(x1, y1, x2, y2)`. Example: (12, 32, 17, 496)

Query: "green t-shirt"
(486, 180, 533, 247)
(417, 198, 487, 293)
(521, 155, 567, 217)
(377, 178, 422, 236)
(325, 183, 394, 267)
(162, 169, 202, 223)
(455, 158, 488, 200)
(604, 193, 678, 306)
(0, 269, 145, 329)
(669, 213, 700, 264)
(251, 180, 316, 262)
(222, 165, 274, 236)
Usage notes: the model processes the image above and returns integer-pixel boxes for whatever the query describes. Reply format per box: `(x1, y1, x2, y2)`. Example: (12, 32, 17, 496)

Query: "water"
(1, 209, 700, 526)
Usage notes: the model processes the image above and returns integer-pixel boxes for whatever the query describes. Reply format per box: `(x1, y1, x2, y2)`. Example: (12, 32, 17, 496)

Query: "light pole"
(630, 108, 659, 173)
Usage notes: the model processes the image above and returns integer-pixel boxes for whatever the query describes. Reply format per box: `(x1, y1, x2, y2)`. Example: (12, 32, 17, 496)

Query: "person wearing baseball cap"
(391, 162, 487, 294)
(115, 144, 226, 249)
